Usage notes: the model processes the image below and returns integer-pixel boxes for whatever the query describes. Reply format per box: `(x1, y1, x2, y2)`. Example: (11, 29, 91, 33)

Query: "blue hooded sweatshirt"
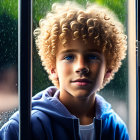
(0, 86, 129, 140)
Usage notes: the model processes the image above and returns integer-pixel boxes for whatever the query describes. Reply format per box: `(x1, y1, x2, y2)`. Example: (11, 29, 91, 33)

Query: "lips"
(71, 78, 92, 86)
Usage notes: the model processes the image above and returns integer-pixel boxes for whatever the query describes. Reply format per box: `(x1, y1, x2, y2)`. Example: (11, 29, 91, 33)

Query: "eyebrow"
(59, 49, 100, 54)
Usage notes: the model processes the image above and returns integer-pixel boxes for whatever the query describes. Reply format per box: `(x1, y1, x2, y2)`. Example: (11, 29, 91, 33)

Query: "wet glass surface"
(0, 0, 131, 136)
(0, 0, 18, 128)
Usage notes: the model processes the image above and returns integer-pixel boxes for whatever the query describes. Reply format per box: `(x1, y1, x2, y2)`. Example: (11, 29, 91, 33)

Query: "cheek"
(91, 63, 100, 74)
(97, 65, 106, 82)
(63, 64, 72, 75)
(57, 63, 72, 77)
(91, 63, 105, 80)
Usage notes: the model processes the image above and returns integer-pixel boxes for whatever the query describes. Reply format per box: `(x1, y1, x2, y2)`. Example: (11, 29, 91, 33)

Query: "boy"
(0, 1, 129, 140)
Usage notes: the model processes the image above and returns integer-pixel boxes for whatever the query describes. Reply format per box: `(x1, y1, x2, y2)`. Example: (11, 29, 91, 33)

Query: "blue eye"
(87, 55, 98, 60)
(64, 55, 74, 61)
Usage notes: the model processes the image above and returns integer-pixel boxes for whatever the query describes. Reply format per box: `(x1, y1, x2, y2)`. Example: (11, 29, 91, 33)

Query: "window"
(0, 0, 138, 139)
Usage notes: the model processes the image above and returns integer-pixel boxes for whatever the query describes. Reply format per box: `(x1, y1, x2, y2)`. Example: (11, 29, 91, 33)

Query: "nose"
(74, 56, 89, 74)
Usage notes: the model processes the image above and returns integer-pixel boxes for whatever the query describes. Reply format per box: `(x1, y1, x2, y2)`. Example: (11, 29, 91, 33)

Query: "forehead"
(56, 39, 102, 54)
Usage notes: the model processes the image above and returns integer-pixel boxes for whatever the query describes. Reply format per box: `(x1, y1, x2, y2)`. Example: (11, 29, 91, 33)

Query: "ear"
(104, 69, 112, 79)
(50, 68, 58, 79)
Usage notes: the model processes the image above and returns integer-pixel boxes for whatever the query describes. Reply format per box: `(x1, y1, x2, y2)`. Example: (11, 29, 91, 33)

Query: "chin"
(73, 90, 94, 99)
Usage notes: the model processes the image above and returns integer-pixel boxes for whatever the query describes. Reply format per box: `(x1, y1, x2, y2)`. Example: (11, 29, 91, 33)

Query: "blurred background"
(0, 0, 18, 127)
(0, 0, 128, 132)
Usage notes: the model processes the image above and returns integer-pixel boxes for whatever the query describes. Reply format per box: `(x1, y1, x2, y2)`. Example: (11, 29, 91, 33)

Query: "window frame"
(128, 0, 138, 139)
(18, 0, 32, 139)
(136, 0, 140, 139)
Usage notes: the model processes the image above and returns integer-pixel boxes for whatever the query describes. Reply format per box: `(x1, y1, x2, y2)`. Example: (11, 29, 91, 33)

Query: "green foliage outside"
(0, 1, 18, 68)
(0, 0, 128, 98)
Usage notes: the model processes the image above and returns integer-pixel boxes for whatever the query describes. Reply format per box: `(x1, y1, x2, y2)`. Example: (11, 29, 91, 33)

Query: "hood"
(10, 86, 112, 124)
(32, 86, 112, 120)
(32, 86, 77, 120)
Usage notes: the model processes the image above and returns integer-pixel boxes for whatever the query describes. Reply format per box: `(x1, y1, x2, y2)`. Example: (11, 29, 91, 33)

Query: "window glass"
(0, 0, 135, 138)
(0, 0, 18, 128)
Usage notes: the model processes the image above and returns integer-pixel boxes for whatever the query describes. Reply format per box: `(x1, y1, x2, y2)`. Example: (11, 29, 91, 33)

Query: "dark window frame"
(18, 0, 32, 139)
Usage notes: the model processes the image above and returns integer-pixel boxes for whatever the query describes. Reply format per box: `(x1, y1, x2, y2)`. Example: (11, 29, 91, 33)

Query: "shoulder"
(0, 118, 19, 140)
(31, 109, 51, 126)
(31, 110, 53, 139)
(95, 94, 129, 139)
(0, 110, 53, 140)
(101, 110, 129, 140)
(102, 110, 127, 129)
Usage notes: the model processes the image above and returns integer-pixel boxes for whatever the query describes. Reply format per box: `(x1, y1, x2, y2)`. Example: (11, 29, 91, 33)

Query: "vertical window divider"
(18, 0, 32, 139)
(128, 0, 136, 139)
(136, 0, 140, 139)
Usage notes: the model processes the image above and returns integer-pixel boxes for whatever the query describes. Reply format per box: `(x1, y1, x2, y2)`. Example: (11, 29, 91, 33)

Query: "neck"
(59, 91, 96, 125)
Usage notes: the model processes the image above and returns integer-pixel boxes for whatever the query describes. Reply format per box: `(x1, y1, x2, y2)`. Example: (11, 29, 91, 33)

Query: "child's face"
(53, 39, 107, 98)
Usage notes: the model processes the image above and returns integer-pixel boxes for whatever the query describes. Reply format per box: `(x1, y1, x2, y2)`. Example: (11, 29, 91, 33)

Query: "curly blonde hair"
(34, 1, 127, 89)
